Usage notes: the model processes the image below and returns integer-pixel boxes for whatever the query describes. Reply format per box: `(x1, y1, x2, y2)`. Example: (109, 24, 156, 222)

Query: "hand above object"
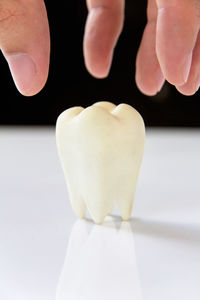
(1, 0, 200, 96)
(84, 0, 200, 96)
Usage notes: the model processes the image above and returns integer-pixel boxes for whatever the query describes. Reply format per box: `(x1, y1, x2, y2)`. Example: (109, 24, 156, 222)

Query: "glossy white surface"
(0, 127, 200, 300)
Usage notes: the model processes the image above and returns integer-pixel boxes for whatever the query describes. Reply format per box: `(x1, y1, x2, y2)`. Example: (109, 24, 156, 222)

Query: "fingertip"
(87, 67, 109, 79)
(84, 46, 112, 79)
(135, 57, 165, 96)
(175, 31, 200, 96)
(6, 53, 48, 96)
(175, 86, 197, 96)
(136, 74, 165, 96)
(160, 52, 192, 87)
(175, 74, 200, 96)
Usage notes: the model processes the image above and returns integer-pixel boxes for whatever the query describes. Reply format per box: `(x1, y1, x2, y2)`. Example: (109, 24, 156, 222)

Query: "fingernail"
(181, 52, 192, 84)
(6, 53, 36, 96)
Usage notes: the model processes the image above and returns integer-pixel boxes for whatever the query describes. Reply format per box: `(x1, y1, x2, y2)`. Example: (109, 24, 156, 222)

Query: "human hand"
(83, 0, 200, 96)
(0, 0, 50, 96)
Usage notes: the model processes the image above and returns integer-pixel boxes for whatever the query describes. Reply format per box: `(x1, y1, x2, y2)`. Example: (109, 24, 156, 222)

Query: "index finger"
(83, 0, 124, 78)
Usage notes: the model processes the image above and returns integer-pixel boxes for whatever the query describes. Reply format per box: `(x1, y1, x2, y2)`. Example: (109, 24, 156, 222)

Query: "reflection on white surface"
(56, 216, 200, 300)
(1, 128, 200, 299)
(56, 217, 143, 300)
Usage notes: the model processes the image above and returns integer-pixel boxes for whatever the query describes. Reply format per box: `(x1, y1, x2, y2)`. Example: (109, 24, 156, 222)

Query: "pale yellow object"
(56, 101, 145, 224)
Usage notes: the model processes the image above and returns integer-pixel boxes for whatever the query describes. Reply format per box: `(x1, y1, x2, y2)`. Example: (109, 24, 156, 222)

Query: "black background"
(0, 0, 200, 126)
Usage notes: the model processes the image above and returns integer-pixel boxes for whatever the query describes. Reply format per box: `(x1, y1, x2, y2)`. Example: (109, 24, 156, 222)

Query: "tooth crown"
(56, 102, 145, 224)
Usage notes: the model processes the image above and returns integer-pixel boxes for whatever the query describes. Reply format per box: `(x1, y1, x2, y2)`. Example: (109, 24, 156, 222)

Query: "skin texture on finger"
(136, 0, 165, 96)
(156, 0, 200, 86)
(176, 31, 200, 95)
(83, 0, 124, 78)
(0, 0, 50, 96)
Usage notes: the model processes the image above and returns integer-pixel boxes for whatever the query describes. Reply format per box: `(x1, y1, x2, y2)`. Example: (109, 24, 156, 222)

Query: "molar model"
(56, 102, 145, 224)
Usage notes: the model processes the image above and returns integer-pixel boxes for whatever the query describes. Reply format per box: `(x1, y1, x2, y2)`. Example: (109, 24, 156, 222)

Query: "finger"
(156, 0, 199, 86)
(136, 0, 165, 95)
(0, 0, 50, 96)
(83, 0, 124, 78)
(176, 31, 200, 95)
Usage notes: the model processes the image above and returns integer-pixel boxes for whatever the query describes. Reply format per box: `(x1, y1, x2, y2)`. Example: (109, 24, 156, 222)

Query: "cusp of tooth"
(56, 101, 145, 224)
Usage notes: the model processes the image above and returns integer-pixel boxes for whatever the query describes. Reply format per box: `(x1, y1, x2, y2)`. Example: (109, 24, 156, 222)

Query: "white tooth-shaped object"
(56, 101, 145, 224)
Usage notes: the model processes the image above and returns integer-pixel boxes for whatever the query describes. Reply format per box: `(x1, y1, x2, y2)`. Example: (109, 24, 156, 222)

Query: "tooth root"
(90, 214, 105, 225)
(117, 195, 134, 221)
(84, 187, 116, 224)
(68, 189, 86, 219)
(85, 196, 114, 225)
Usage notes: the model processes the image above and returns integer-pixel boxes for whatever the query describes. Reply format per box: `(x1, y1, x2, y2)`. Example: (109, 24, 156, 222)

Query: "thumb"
(0, 0, 50, 96)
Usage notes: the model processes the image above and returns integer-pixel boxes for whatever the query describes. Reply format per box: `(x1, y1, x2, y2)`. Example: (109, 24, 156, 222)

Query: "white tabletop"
(0, 127, 200, 300)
